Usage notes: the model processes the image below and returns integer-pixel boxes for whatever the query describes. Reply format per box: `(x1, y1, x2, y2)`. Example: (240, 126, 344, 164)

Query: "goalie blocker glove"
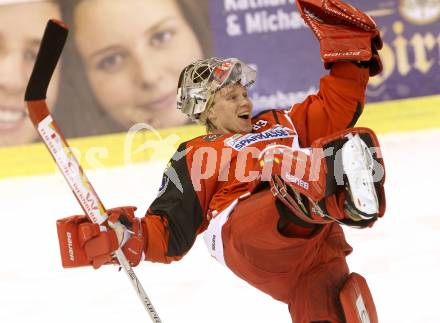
(264, 127, 386, 228)
(296, 0, 383, 76)
(57, 206, 145, 269)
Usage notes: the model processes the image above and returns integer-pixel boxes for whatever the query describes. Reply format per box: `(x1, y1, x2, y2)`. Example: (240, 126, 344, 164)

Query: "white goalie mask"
(177, 57, 257, 122)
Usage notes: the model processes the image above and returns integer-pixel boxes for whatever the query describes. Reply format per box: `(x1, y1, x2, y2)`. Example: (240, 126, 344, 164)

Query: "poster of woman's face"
(73, 0, 204, 130)
(0, 0, 212, 147)
(0, 1, 61, 147)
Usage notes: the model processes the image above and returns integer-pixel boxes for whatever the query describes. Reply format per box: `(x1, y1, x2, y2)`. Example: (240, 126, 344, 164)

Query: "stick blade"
(25, 19, 68, 102)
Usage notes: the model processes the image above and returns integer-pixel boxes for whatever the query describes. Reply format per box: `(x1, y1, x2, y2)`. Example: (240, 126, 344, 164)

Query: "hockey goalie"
(56, 0, 386, 322)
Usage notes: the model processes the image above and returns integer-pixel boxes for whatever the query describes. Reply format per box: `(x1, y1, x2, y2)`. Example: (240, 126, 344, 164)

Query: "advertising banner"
(209, 0, 440, 112)
(1, 0, 439, 153)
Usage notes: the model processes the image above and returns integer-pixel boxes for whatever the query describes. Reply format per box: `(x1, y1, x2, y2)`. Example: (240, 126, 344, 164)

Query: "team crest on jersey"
(157, 173, 170, 197)
(157, 162, 172, 197)
(225, 126, 294, 150)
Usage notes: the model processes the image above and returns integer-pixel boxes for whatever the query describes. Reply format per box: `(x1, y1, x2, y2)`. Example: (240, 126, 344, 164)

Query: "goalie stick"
(25, 19, 162, 323)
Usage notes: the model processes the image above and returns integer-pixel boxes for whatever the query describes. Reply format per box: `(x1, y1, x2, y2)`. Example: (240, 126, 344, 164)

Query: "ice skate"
(342, 134, 379, 220)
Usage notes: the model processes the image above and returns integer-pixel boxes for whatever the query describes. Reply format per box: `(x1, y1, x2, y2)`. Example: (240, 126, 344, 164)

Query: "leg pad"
(339, 273, 378, 323)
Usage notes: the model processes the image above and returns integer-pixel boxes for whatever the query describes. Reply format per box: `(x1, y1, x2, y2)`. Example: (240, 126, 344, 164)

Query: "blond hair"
(199, 95, 216, 133)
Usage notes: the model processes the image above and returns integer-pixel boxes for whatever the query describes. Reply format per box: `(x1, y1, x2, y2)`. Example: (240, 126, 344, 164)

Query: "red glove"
(296, 0, 383, 76)
(56, 206, 145, 269)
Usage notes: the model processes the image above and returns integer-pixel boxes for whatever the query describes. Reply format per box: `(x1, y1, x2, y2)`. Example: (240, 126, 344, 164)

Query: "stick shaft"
(25, 20, 162, 322)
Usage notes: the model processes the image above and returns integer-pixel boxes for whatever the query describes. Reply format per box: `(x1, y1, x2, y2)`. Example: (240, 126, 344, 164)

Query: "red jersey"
(141, 62, 369, 263)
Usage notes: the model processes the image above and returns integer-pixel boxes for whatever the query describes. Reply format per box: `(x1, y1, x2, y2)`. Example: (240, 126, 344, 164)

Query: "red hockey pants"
(222, 189, 353, 323)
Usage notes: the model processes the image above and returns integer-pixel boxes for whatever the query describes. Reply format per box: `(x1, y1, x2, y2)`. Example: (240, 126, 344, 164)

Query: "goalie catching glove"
(296, 0, 383, 76)
(56, 206, 145, 269)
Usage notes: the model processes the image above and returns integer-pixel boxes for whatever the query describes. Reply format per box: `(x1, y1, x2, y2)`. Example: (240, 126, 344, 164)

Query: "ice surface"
(1, 129, 439, 323)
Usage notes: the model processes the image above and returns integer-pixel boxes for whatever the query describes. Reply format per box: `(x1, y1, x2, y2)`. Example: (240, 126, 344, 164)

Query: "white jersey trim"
(203, 199, 239, 266)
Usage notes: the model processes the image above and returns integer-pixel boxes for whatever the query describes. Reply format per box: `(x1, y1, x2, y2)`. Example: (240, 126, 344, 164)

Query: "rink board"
(1, 94, 439, 179)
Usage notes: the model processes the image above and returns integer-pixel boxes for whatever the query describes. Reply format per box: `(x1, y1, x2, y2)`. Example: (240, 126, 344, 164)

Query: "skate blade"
(342, 134, 379, 216)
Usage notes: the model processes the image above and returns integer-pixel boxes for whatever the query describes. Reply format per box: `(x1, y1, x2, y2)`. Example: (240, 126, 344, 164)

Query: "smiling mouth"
(0, 108, 26, 124)
(237, 112, 251, 120)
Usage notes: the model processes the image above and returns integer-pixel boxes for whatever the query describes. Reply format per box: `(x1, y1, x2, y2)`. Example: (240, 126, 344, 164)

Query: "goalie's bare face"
(207, 84, 253, 134)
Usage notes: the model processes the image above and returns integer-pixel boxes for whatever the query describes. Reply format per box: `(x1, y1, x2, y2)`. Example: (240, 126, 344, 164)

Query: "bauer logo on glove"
(56, 206, 145, 269)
